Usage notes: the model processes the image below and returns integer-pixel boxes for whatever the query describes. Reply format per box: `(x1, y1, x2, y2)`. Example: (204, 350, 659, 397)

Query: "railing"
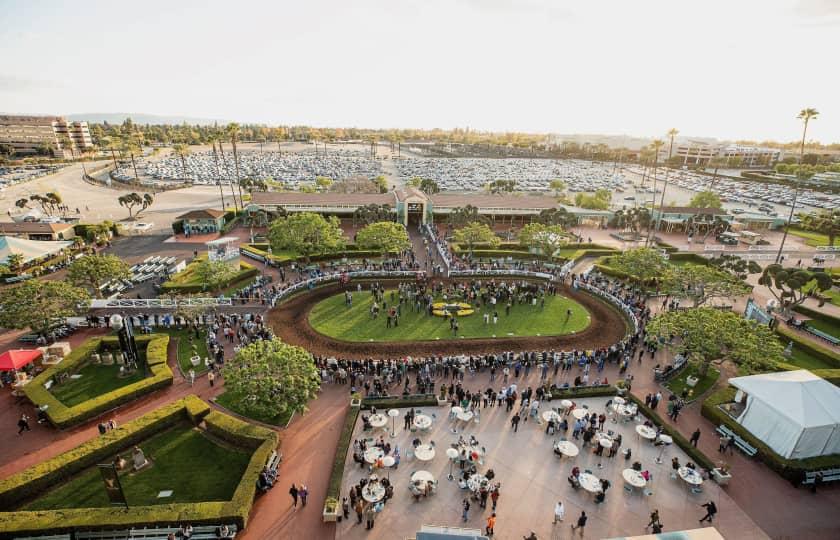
(816, 246, 840, 252)
(576, 280, 640, 335)
(89, 297, 234, 309)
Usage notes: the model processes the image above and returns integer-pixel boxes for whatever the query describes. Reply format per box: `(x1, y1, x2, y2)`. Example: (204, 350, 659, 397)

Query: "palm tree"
(645, 139, 665, 246)
(667, 128, 679, 159)
(121, 133, 143, 182)
(207, 133, 226, 211)
(776, 108, 819, 263)
(172, 143, 190, 182)
(226, 123, 244, 212)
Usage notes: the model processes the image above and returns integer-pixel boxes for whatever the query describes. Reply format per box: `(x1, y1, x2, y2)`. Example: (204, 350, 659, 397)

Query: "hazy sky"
(1, 0, 838, 142)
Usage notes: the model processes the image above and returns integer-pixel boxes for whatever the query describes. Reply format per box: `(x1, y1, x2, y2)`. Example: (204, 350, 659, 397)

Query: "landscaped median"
(0, 395, 278, 536)
(159, 257, 259, 294)
(23, 334, 174, 429)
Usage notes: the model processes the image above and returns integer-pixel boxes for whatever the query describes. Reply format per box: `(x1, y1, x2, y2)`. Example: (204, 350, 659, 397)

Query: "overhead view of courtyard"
(2, 2, 840, 540)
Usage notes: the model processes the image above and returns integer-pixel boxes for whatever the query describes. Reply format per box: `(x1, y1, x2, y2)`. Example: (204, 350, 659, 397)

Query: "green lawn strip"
(164, 328, 211, 375)
(308, 290, 591, 342)
(787, 227, 840, 247)
(803, 318, 840, 340)
(22, 423, 252, 510)
(49, 363, 146, 408)
(215, 391, 293, 427)
(664, 362, 720, 401)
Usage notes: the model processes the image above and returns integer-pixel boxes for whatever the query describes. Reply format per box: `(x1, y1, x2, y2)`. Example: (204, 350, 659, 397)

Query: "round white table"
(369, 414, 388, 428)
(415, 444, 436, 461)
(636, 425, 657, 440)
(553, 440, 580, 457)
(451, 406, 464, 416)
(414, 414, 432, 430)
(411, 470, 435, 483)
(577, 472, 602, 493)
(598, 437, 613, 449)
(542, 410, 562, 423)
(622, 469, 647, 489)
(572, 408, 588, 420)
(446, 448, 460, 460)
(456, 410, 474, 423)
(613, 396, 626, 405)
(467, 474, 488, 492)
(381, 456, 395, 468)
(364, 447, 385, 464)
(560, 399, 573, 409)
(657, 434, 674, 445)
(362, 482, 385, 502)
(678, 466, 704, 486)
(614, 404, 636, 417)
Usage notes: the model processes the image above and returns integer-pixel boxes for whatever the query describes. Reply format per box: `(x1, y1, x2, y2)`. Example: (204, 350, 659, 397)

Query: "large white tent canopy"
(729, 370, 840, 459)
(0, 236, 73, 265)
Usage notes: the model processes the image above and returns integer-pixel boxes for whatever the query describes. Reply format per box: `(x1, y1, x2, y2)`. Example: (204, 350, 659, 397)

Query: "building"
(661, 140, 780, 167)
(0, 221, 76, 241)
(174, 209, 226, 234)
(0, 115, 93, 158)
(651, 206, 783, 231)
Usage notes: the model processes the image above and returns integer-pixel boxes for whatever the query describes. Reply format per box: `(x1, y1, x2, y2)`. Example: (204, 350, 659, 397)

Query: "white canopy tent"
(0, 236, 73, 265)
(729, 370, 840, 459)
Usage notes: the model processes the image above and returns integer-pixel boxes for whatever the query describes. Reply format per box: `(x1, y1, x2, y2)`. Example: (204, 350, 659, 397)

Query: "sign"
(98, 463, 128, 508)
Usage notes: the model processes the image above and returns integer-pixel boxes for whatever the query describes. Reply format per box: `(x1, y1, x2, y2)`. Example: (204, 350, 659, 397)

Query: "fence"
(89, 297, 234, 309)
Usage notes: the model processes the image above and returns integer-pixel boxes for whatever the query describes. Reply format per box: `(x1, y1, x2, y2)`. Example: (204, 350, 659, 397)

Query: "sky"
(1, 0, 839, 142)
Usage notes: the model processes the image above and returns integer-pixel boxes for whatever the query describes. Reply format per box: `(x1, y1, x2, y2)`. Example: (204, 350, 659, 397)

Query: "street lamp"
(109, 314, 143, 375)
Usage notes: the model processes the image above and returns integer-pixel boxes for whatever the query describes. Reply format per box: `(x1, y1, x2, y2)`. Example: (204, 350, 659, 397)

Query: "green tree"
(207, 132, 227, 211)
(536, 207, 575, 228)
(355, 221, 410, 257)
(667, 128, 679, 159)
(448, 205, 489, 228)
(0, 280, 89, 336)
(192, 258, 239, 291)
(6, 253, 25, 272)
(171, 142, 190, 182)
(222, 338, 321, 420)
(661, 264, 751, 307)
(574, 189, 611, 210)
(67, 254, 131, 298)
(227, 122, 245, 210)
(518, 223, 568, 256)
(453, 222, 499, 256)
(315, 176, 333, 190)
(799, 209, 840, 247)
(486, 179, 516, 194)
(419, 178, 440, 194)
(689, 191, 723, 209)
(268, 212, 345, 262)
(373, 175, 388, 193)
(118, 192, 154, 220)
(758, 264, 832, 311)
(549, 179, 567, 197)
(353, 204, 393, 226)
(607, 247, 668, 282)
(647, 308, 783, 376)
(708, 254, 762, 280)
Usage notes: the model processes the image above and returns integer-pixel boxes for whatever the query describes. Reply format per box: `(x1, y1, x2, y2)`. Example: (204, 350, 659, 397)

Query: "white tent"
(0, 236, 73, 265)
(729, 370, 840, 459)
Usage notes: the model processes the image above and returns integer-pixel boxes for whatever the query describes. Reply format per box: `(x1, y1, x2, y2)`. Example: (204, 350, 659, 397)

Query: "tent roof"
(730, 370, 840, 428)
(0, 349, 42, 371)
(0, 236, 73, 265)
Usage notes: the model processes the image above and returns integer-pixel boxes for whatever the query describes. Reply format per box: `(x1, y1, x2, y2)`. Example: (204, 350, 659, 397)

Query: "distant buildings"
(0, 115, 93, 158)
(661, 140, 781, 168)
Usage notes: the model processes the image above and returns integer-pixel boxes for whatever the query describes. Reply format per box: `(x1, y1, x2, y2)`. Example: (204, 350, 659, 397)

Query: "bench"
(14, 535, 71, 540)
(716, 424, 758, 457)
(804, 326, 840, 346)
(802, 468, 840, 486)
(266, 450, 282, 473)
(76, 531, 130, 540)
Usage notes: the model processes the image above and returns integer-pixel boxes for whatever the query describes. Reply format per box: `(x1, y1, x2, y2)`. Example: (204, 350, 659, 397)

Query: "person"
(189, 368, 195, 386)
(511, 412, 521, 433)
(299, 483, 308, 506)
(354, 498, 364, 524)
(690, 428, 701, 447)
(208, 371, 215, 387)
(571, 511, 587, 534)
(365, 503, 377, 530)
(553, 500, 565, 523)
(180, 524, 193, 538)
(647, 509, 660, 529)
(699, 501, 717, 523)
(811, 471, 823, 494)
(289, 483, 299, 509)
(718, 434, 730, 452)
(462, 498, 471, 522)
(523, 533, 538, 540)
(18, 413, 31, 435)
(217, 524, 234, 539)
(490, 486, 500, 510)
(486, 513, 496, 536)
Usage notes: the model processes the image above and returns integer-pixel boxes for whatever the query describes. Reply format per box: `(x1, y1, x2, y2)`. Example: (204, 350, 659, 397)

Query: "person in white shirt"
(553, 500, 565, 523)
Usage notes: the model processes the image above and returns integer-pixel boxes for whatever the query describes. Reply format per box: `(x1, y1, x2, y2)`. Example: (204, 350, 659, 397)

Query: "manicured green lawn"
(215, 391, 294, 427)
(664, 362, 720, 400)
(22, 424, 252, 510)
(161, 328, 210, 375)
(165, 262, 253, 288)
(804, 318, 840, 340)
(778, 338, 835, 370)
(308, 290, 591, 342)
(49, 363, 146, 407)
(788, 228, 840, 247)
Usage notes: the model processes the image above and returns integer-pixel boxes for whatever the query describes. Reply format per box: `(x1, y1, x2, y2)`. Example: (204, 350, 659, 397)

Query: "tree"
(645, 139, 666, 245)
(486, 179, 516, 194)
(268, 212, 345, 262)
(67, 254, 131, 298)
(15, 198, 30, 210)
(549, 179, 567, 197)
(647, 308, 783, 376)
(172, 142, 190, 182)
(222, 338, 321, 420)
(799, 209, 840, 247)
(373, 175, 388, 193)
(6, 253, 24, 272)
(315, 176, 333, 190)
(689, 191, 723, 209)
(448, 205, 489, 228)
(609, 207, 650, 237)
(191, 258, 239, 291)
(353, 204, 393, 226)
(118, 192, 154, 220)
(667, 128, 679, 159)
(607, 247, 668, 282)
(518, 223, 568, 256)
(758, 264, 832, 311)
(207, 132, 227, 211)
(0, 280, 89, 337)
(536, 207, 575, 228)
(701, 216, 730, 243)
(227, 122, 245, 209)
(453, 222, 499, 256)
(121, 132, 143, 182)
(356, 221, 410, 257)
(574, 189, 610, 210)
(661, 264, 751, 307)
(708, 254, 762, 280)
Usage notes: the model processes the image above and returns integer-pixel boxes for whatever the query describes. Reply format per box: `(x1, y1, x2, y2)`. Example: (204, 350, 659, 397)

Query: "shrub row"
(23, 335, 174, 429)
(326, 405, 360, 500)
(0, 396, 276, 535)
(792, 304, 840, 329)
(241, 243, 386, 265)
(160, 262, 259, 294)
(668, 252, 712, 265)
(361, 394, 439, 411)
(775, 325, 840, 369)
(701, 387, 840, 483)
(204, 409, 278, 450)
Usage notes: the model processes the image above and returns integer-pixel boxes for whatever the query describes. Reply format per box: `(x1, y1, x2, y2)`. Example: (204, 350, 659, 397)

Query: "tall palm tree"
(207, 134, 226, 211)
(226, 123, 244, 212)
(645, 139, 665, 246)
(172, 143, 190, 182)
(121, 134, 142, 182)
(776, 108, 819, 263)
(102, 136, 120, 169)
(667, 128, 679, 160)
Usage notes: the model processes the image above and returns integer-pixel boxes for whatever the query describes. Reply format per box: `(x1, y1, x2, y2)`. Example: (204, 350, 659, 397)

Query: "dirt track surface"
(268, 280, 630, 357)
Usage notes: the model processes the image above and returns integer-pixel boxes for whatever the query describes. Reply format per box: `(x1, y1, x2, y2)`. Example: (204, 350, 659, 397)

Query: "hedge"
(775, 325, 840, 369)
(0, 396, 277, 535)
(204, 409, 278, 450)
(701, 387, 840, 483)
(668, 252, 712, 265)
(241, 243, 386, 265)
(23, 335, 174, 429)
(326, 405, 360, 500)
(160, 261, 259, 294)
(361, 394, 439, 411)
(792, 304, 840, 329)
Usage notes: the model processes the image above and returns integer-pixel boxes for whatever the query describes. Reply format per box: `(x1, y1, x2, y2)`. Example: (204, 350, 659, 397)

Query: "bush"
(668, 252, 712, 265)
(159, 262, 259, 294)
(23, 335, 174, 429)
(171, 220, 185, 234)
(326, 405, 360, 500)
(701, 387, 840, 482)
(0, 396, 276, 535)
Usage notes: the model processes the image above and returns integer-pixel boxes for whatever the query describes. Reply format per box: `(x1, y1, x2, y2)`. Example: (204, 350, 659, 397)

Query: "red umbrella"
(0, 349, 42, 371)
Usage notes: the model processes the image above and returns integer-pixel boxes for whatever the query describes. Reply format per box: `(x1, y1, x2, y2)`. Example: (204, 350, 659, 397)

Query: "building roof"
(394, 186, 426, 202)
(657, 206, 725, 215)
(251, 192, 395, 206)
(430, 193, 560, 210)
(0, 221, 75, 234)
(729, 370, 840, 428)
(175, 209, 226, 220)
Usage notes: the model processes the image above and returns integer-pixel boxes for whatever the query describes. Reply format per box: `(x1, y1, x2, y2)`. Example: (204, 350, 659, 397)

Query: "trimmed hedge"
(242, 243, 385, 265)
(204, 409, 277, 450)
(0, 396, 277, 535)
(701, 387, 840, 483)
(668, 252, 712, 265)
(361, 394, 439, 411)
(23, 335, 174, 429)
(326, 405, 360, 500)
(775, 325, 840, 369)
(792, 304, 840, 329)
(160, 261, 259, 294)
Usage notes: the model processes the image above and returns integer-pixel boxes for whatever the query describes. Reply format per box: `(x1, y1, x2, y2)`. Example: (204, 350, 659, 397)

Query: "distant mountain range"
(66, 113, 230, 126)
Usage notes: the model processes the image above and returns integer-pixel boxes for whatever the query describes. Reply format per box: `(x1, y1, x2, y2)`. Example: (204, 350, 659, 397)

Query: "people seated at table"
(632, 461, 642, 471)
(485, 469, 495, 481)
(685, 461, 696, 470)
(361, 415, 372, 430)
(567, 466, 581, 489)
(641, 469, 651, 481)
(353, 450, 365, 468)
(412, 437, 422, 448)
(623, 448, 632, 461)
(671, 457, 681, 472)
(546, 418, 556, 434)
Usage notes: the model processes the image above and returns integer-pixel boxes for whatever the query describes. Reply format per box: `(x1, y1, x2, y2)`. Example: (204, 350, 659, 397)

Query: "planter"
(350, 398, 362, 408)
(686, 375, 699, 388)
(323, 501, 339, 523)
(711, 468, 731, 486)
(190, 355, 201, 367)
(437, 398, 449, 406)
